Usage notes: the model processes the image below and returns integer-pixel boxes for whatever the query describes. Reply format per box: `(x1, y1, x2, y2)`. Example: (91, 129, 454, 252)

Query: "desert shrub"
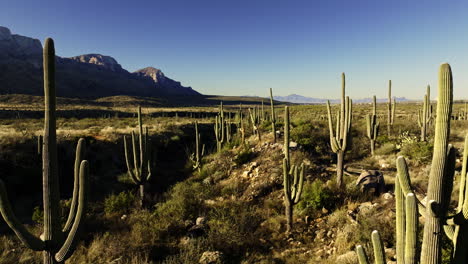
(297, 180, 333, 216)
(399, 141, 433, 163)
(290, 121, 329, 158)
(104, 191, 137, 215)
(234, 147, 254, 166)
(374, 142, 397, 156)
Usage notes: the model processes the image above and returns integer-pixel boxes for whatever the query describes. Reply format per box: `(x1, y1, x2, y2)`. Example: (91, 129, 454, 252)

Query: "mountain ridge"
(0, 26, 200, 98)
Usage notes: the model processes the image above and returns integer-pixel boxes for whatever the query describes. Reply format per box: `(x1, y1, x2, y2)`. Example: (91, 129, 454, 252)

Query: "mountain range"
(0, 26, 199, 98)
(273, 94, 411, 104)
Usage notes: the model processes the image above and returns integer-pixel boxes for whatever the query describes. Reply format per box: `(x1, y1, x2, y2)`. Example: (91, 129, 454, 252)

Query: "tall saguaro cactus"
(190, 121, 204, 171)
(270, 88, 276, 143)
(366, 95, 379, 156)
(124, 106, 152, 207)
(418, 85, 432, 142)
(283, 106, 305, 233)
(326, 73, 352, 188)
(0, 38, 89, 264)
(387, 80, 396, 136)
(214, 102, 225, 152)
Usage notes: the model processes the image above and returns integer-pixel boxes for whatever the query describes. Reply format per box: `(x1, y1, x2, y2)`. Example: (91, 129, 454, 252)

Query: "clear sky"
(1, 0, 468, 99)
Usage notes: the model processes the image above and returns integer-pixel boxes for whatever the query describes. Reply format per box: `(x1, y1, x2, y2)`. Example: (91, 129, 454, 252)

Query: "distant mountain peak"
(69, 54, 123, 72)
(134, 67, 165, 82)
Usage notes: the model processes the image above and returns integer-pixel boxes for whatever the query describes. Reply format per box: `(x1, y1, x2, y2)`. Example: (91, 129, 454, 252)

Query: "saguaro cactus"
(356, 63, 455, 264)
(283, 106, 305, 233)
(270, 88, 276, 143)
(326, 73, 352, 188)
(123, 106, 152, 207)
(249, 107, 262, 141)
(355, 230, 386, 264)
(366, 95, 379, 156)
(0, 38, 88, 264)
(418, 85, 432, 141)
(387, 80, 396, 136)
(190, 121, 204, 171)
(214, 102, 225, 152)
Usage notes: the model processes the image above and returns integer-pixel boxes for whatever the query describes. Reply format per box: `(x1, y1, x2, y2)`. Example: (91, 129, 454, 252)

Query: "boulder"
(356, 170, 386, 195)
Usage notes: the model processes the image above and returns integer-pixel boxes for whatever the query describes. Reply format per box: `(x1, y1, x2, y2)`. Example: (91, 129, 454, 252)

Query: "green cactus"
(190, 121, 204, 171)
(356, 63, 455, 264)
(37, 134, 43, 155)
(366, 95, 379, 156)
(249, 107, 262, 142)
(326, 73, 352, 188)
(214, 102, 225, 152)
(283, 106, 305, 233)
(123, 106, 152, 208)
(270, 88, 276, 143)
(387, 80, 396, 136)
(418, 85, 432, 141)
(0, 38, 88, 264)
(355, 230, 386, 264)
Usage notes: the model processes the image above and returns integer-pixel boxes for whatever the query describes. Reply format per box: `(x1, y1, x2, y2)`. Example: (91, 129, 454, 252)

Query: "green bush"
(399, 141, 433, 163)
(297, 180, 333, 215)
(234, 147, 254, 166)
(104, 191, 137, 215)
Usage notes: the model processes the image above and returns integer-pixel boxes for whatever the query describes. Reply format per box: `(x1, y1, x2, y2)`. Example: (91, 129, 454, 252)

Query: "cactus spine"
(366, 95, 379, 156)
(123, 106, 152, 208)
(283, 106, 304, 233)
(326, 73, 352, 188)
(270, 88, 276, 143)
(0, 38, 88, 264)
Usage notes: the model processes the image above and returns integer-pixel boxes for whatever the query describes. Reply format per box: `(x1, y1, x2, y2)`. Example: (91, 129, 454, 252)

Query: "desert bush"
(374, 142, 397, 156)
(399, 140, 433, 163)
(104, 191, 137, 215)
(297, 180, 333, 216)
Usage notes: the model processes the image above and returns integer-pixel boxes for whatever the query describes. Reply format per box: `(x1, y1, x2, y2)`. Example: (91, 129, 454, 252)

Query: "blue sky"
(1, 0, 468, 99)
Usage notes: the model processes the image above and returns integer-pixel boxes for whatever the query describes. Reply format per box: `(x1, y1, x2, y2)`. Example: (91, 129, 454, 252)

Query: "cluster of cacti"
(387, 80, 396, 136)
(248, 106, 262, 141)
(283, 106, 305, 233)
(355, 230, 387, 264)
(270, 88, 277, 143)
(356, 63, 457, 264)
(190, 121, 205, 171)
(418, 85, 433, 141)
(366, 95, 379, 156)
(0, 38, 88, 264)
(123, 106, 153, 208)
(326, 73, 352, 188)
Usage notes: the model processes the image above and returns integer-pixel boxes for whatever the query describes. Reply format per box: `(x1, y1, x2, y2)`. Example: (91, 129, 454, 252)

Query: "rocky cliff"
(0, 26, 200, 98)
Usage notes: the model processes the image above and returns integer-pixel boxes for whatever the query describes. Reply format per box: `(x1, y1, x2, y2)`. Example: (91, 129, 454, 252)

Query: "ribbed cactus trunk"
(270, 88, 276, 143)
(43, 38, 61, 264)
(387, 80, 392, 136)
(336, 151, 344, 187)
(420, 63, 453, 264)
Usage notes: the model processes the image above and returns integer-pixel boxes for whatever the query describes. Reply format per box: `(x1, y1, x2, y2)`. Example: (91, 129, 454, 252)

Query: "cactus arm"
(144, 127, 151, 181)
(55, 160, 88, 263)
(396, 156, 426, 215)
(441, 145, 456, 214)
(138, 106, 144, 168)
(63, 138, 86, 233)
(405, 193, 418, 264)
(326, 101, 339, 153)
(371, 230, 386, 264)
(339, 72, 346, 140)
(355, 245, 370, 264)
(0, 179, 44, 251)
(342, 97, 350, 151)
(443, 225, 454, 240)
(283, 158, 291, 201)
(123, 135, 139, 184)
(293, 163, 305, 204)
(395, 176, 405, 264)
(131, 131, 140, 178)
(366, 115, 372, 138)
(458, 134, 468, 212)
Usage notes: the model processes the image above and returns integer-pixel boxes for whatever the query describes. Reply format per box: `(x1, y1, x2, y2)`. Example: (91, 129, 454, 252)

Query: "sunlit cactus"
(123, 106, 153, 207)
(326, 72, 352, 188)
(0, 38, 89, 264)
(366, 95, 379, 156)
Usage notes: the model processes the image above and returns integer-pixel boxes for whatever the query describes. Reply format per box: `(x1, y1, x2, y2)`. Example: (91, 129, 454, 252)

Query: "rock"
(196, 217, 206, 225)
(70, 54, 123, 72)
(199, 251, 224, 264)
(120, 214, 127, 220)
(326, 231, 333, 237)
(322, 207, 329, 214)
(382, 192, 393, 200)
(289, 141, 298, 148)
(336, 251, 358, 263)
(0, 26, 12, 41)
(356, 170, 386, 195)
